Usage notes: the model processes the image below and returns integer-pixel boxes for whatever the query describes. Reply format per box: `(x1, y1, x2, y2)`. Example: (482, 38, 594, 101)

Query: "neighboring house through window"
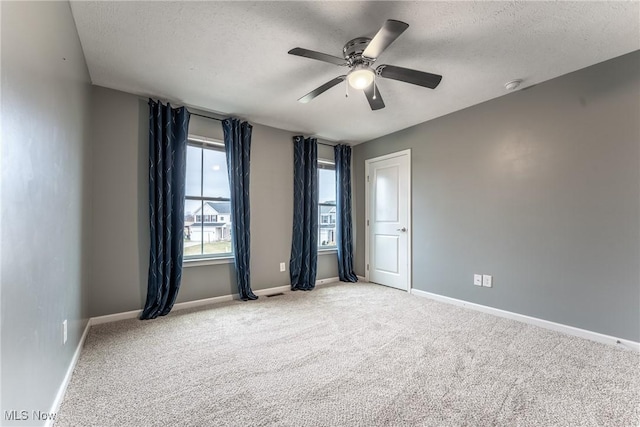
(318, 159, 336, 248)
(184, 137, 233, 259)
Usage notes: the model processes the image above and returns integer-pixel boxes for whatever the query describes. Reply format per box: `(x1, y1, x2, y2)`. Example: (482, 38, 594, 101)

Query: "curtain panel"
(334, 144, 358, 282)
(141, 100, 190, 319)
(290, 136, 318, 291)
(223, 118, 258, 301)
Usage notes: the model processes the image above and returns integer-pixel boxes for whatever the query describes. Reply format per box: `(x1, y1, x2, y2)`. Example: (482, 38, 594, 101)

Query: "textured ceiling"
(70, 1, 639, 144)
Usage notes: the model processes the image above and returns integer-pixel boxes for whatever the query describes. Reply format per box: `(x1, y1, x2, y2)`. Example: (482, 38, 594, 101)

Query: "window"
(318, 160, 336, 248)
(184, 138, 233, 259)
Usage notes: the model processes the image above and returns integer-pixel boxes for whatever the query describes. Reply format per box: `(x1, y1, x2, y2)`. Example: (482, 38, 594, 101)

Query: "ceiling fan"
(288, 19, 442, 110)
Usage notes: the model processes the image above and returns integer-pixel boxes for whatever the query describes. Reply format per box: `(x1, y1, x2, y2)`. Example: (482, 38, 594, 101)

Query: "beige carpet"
(56, 282, 639, 426)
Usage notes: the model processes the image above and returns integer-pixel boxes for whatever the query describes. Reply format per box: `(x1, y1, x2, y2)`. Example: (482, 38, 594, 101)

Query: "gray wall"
(89, 87, 338, 317)
(88, 88, 148, 317)
(353, 51, 640, 341)
(1, 1, 92, 424)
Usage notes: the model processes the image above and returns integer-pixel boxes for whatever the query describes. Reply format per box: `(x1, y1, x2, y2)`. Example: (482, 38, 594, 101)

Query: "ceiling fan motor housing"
(343, 37, 373, 66)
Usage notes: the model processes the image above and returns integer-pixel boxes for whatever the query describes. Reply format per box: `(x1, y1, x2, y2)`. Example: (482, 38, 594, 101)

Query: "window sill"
(183, 256, 234, 267)
(318, 248, 337, 255)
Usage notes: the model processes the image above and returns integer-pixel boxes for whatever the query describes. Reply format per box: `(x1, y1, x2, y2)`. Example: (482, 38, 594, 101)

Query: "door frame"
(364, 149, 412, 291)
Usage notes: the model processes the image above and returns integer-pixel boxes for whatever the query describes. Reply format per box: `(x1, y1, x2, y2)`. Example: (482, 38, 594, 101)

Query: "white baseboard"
(90, 308, 143, 325)
(357, 275, 367, 282)
(410, 289, 639, 352)
(316, 276, 339, 286)
(255, 285, 290, 296)
(46, 319, 91, 427)
(90, 279, 339, 326)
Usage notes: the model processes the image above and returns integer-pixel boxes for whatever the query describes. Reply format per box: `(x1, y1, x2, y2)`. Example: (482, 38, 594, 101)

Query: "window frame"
(318, 159, 337, 250)
(183, 136, 234, 262)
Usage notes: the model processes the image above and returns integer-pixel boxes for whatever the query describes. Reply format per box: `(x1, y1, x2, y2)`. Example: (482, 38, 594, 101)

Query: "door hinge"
(366, 219, 369, 226)
(367, 175, 370, 182)
(366, 264, 369, 271)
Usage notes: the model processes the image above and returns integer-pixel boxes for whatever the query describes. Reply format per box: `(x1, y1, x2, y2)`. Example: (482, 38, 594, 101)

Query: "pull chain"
(345, 79, 349, 98)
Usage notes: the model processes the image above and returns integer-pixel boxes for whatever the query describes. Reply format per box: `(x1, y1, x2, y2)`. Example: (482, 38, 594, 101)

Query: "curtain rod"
(188, 111, 225, 122)
(189, 111, 337, 146)
(295, 138, 337, 147)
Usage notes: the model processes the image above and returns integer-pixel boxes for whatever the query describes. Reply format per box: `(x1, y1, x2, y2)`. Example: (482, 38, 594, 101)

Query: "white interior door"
(366, 150, 411, 291)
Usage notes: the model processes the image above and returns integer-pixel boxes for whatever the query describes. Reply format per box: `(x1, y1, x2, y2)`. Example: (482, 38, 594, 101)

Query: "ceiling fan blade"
(377, 65, 442, 89)
(363, 83, 385, 110)
(288, 48, 347, 66)
(298, 76, 346, 103)
(362, 20, 409, 59)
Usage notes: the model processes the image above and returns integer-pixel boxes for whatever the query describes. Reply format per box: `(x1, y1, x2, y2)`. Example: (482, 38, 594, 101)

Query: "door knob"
(397, 227, 407, 232)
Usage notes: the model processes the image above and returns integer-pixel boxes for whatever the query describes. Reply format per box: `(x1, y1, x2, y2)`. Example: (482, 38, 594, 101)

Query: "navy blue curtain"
(334, 144, 358, 282)
(290, 136, 318, 291)
(223, 118, 258, 301)
(141, 100, 190, 320)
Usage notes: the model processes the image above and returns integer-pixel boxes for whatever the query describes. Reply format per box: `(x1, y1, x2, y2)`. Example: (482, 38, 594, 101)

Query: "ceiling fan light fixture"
(347, 65, 375, 90)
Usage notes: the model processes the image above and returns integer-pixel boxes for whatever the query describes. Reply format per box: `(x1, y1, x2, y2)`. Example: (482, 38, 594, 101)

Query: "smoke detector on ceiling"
(505, 79, 523, 91)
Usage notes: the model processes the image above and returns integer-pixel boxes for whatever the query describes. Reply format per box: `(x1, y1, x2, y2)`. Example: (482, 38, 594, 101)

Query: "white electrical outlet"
(63, 320, 68, 344)
(482, 275, 493, 288)
(473, 274, 482, 286)
(279, 262, 286, 272)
